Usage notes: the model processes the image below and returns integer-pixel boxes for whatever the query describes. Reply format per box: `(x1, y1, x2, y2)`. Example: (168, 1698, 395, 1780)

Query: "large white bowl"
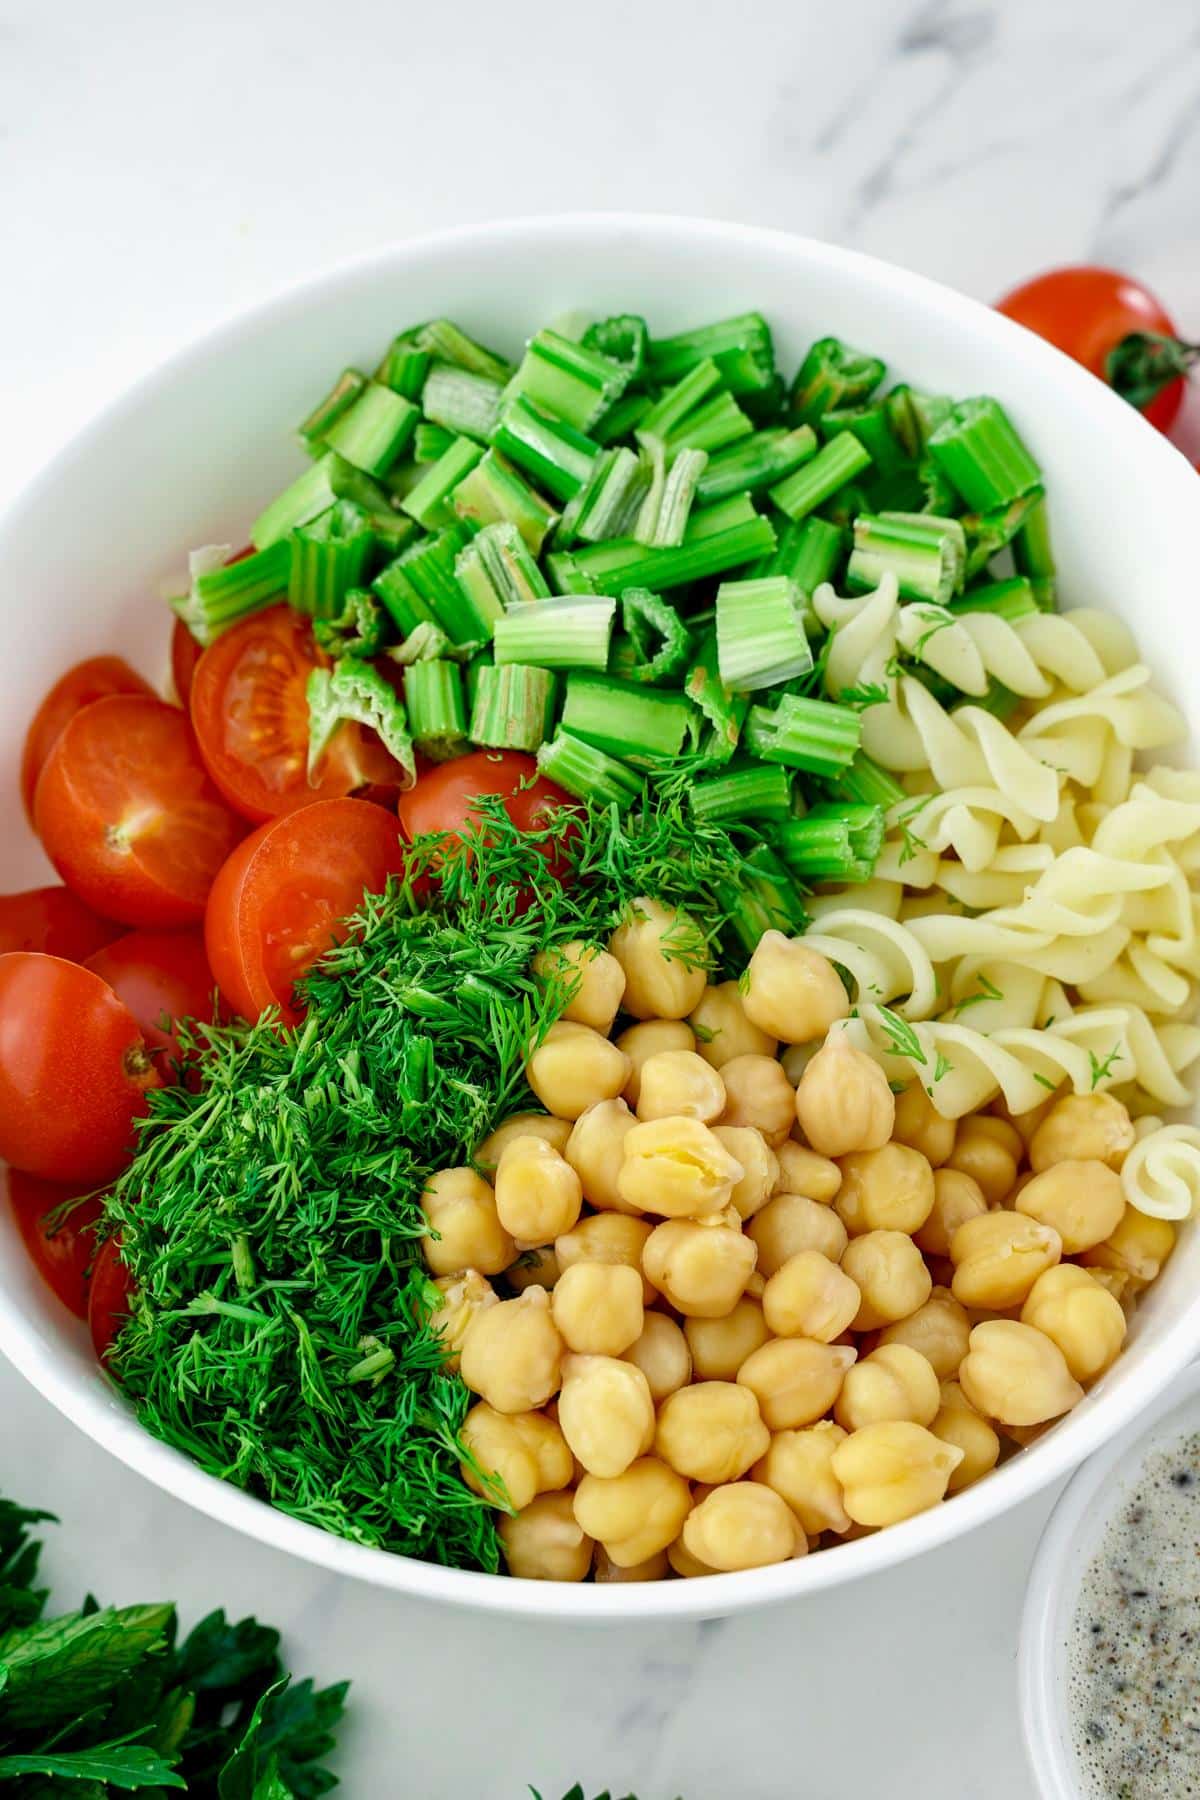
(1, 215, 1198, 1622)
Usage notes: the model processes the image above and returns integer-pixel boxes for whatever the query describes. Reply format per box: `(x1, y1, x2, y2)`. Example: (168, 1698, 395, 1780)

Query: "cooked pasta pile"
(806, 570, 1200, 1218)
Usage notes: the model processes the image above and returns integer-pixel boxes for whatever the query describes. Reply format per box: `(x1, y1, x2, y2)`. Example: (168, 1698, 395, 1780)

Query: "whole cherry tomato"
(21, 655, 154, 823)
(0, 885, 120, 961)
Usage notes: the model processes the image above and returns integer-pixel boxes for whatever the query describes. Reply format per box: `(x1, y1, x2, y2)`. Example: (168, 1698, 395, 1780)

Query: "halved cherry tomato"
(88, 1233, 134, 1361)
(85, 928, 215, 1068)
(4, 1166, 103, 1319)
(189, 605, 403, 822)
(205, 796, 407, 1024)
(996, 266, 1197, 434)
(171, 616, 204, 705)
(0, 953, 161, 1183)
(34, 694, 244, 926)
(0, 885, 120, 961)
(21, 655, 155, 823)
(397, 750, 572, 843)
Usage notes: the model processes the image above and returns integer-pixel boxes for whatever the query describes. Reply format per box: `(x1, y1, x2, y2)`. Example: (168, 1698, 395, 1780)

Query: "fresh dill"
(874, 1005, 927, 1068)
(835, 680, 889, 710)
(1088, 1042, 1124, 1090)
(949, 975, 1004, 1018)
(1032, 1071, 1058, 1091)
(932, 1049, 953, 1083)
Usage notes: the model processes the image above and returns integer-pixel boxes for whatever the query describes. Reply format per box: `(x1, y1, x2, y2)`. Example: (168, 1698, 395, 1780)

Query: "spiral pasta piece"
(800, 910, 939, 1020)
(1120, 1123, 1200, 1220)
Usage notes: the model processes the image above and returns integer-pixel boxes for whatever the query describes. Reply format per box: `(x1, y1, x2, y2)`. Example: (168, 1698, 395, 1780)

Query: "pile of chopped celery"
(176, 311, 1054, 892)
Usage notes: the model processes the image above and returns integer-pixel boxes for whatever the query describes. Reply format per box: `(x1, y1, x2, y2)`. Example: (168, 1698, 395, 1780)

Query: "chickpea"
(794, 1034, 895, 1158)
(1014, 1160, 1125, 1255)
(637, 1050, 726, 1124)
(573, 1456, 692, 1567)
(551, 1262, 644, 1356)
(500, 1491, 594, 1582)
(879, 1287, 971, 1380)
(618, 1115, 743, 1219)
(1029, 1092, 1135, 1174)
(841, 1231, 932, 1330)
(713, 1126, 779, 1221)
(655, 1380, 770, 1483)
(958, 1320, 1084, 1426)
(532, 940, 626, 1034)
(914, 1168, 987, 1259)
(945, 1116, 1021, 1206)
(608, 897, 709, 1020)
(421, 1167, 515, 1277)
(525, 1021, 631, 1122)
(460, 1406, 571, 1511)
(429, 1269, 498, 1369)
(950, 1211, 1061, 1311)
(556, 1212, 655, 1305)
(685, 1297, 770, 1380)
(623, 1311, 692, 1400)
(475, 1112, 573, 1173)
(892, 1082, 957, 1167)
(749, 1192, 848, 1276)
(775, 1141, 842, 1204)
(495, 1136, 583, 1244)
(690, 980, 778, 1069)
(642, 1217, 757, 1318)
(779, 1042, 818, 1086)
(565, 1098, 638, 1214)
(831, 1421, 964, 1526)
(682, 1482, 803, 1571)
(741, 930, 850, 1045)
(763, 1250, 860, 1343)
(505, 1245, 560, 1295)
(594, 1547, 671, 1583)
(1081, 1206, 1176, 1286)
(1020, 1264, 1127, 1384)
(835, 1142, 935, 1238)
(930, 1381, 1000, 1492)
(557, 1354, 655, 1478)
(1087, 1266, 1135, 1308)
(717, 1053, 796, 1147)
(615, 1020, 696, 1107)
(460, 1286, 564, 1413)
(737, 1337, 856, 1430)
(992, 1089, 1057, 1149)
(834, 1343, 940, 1432)
(667, 1535, 715, 1577)
(754, 1421, 851, 1535)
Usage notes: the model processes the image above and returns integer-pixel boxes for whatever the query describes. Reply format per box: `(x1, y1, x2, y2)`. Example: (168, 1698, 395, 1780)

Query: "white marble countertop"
(3, 0, 1200, 1794)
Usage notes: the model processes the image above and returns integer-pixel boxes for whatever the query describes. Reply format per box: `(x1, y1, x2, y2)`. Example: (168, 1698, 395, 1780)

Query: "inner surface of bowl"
(1, 215, 1198, 1620)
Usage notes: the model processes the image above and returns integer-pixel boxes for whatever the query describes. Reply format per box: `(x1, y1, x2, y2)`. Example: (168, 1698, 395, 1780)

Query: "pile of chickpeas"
(419, 899, 1176, 1583)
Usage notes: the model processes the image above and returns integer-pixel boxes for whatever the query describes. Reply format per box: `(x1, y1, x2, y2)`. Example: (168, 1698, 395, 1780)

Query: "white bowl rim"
(1, 211, 1199, 1622)
(1018, 1362, 1200, 1798)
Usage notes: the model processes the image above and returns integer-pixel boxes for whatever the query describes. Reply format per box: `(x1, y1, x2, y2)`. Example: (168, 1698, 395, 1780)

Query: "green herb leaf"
(0, 1741, 187, 1789)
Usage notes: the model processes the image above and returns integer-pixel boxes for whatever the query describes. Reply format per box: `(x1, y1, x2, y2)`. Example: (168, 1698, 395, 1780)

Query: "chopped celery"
(927, 397, 1042, 510)
(690, 764, 793, 825)
(492, 396, 600, 502)
(324, 383, 418, 476)
(647, 313, 778, 406)
(746, 694, 862, 776)
(422, 363, 504, 441)
(885, 385, 953, 459)
(663, 392, 753, 457)
(720, 842, 808, 958)
(373, 524, 480, 641)
(557, 446, 646, 547)
(752, 513, 844, 605)
(173, 540, 290, 645)
(819, 401, 906, 476)
(789, 338, 885, 426)
(620, 588, 692, 684)
(404, 660, 468, 761)
(251, 452, 395, 549)
(560, 673, 695, 761)
(492, 596, 616, 671)
(770, 433, 872, 521)
(634, 443, 707, 549)
(508, 329, 629, 432)
(592, 391, 653, 447)
(382, 319, 511, 385)
(377, 344, 432, 400)
(414, 422, 455, 463)
(536, 730, 644, 810)
(546, 494, 776, 596)
(847, 512, 966, 603)
(299, 368, 367, 450)
(777, 804, 885, 882)
(455, 520, 550, 617)
(950, 577, 1038, 623)
(696, 428, 817, 505)
(582, 314, 648, 380)
(685, 629, 748, 764)
(288, 502, 376, 618)
(388, 621, 459, 664)
(1012, 494, 1056, 609)
(637, 360, 724, 443)
(962, 489, 1045, 578)
(312, 588, 388, 660)
(306, 658, 415, 786)
(716, 576, 813, 692)
(450, 449, 558, 554)
(401, 436, 485, 530)
(469, 664, 557, 752)
(827, 752, 906, 810)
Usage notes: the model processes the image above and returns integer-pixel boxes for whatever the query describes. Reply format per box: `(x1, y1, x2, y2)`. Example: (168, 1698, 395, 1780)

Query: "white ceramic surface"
(1019, 1363, 1200, 1798)
(1, 215, 1198, 1626)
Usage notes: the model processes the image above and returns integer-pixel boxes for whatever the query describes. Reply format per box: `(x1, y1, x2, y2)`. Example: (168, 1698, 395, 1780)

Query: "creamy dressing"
(1067, 1430, 1200, 1797)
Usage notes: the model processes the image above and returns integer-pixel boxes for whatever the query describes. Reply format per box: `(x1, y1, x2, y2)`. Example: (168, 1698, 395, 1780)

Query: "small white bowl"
(1019, 1364, 1200, 1797)
(1, 215, 1199, 1619)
